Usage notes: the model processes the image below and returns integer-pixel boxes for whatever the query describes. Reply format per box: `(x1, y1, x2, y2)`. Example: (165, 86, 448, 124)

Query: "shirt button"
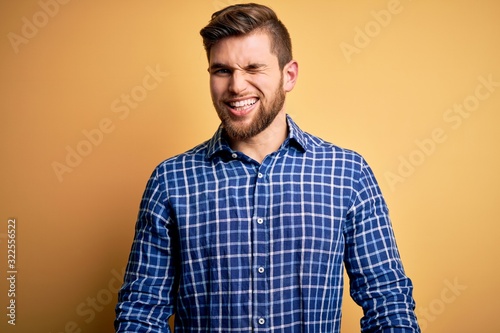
(257, 218, 264, 224)
(258, 318, 265, 325)
(257, 173, 264, 178)
(231, 153, 237, 159)
(258, 267, 265, 273)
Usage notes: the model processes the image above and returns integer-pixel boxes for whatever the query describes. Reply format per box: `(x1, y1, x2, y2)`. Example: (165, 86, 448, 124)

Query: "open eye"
(214, 68, 231, 75)
(210, 66, 232, 77)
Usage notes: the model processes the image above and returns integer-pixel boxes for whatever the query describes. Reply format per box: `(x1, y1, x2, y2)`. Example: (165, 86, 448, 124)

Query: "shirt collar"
(206, 115, 309, 160)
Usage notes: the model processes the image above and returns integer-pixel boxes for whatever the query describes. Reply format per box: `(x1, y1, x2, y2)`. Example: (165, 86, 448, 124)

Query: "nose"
(228, 70, 247, 94)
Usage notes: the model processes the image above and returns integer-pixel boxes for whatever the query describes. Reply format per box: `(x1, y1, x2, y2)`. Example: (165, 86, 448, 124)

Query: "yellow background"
(1, 0, 499, 332)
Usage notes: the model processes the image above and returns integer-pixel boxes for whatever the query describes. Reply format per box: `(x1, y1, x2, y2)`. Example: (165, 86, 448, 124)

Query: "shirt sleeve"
(115, 168, 179, 333)
(344, 158, 420, 332)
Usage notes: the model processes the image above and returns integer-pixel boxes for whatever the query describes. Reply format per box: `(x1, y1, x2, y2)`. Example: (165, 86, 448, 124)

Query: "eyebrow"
(209, 62, 267, 72)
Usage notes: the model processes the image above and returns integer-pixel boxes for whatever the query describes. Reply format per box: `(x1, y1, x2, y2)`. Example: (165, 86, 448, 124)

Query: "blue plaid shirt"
(115, 116, 419, 332)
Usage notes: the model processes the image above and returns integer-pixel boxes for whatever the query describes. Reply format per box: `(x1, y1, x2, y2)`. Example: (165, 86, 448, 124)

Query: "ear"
(282, 60, 298, 93)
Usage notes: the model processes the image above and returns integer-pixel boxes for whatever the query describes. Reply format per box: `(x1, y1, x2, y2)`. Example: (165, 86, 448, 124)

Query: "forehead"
(209, 31, 277, 66)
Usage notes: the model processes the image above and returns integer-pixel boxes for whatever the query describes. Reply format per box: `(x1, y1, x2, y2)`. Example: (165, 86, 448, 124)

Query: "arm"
(115, 169, 179, 333)
(344, 158, 420, 332)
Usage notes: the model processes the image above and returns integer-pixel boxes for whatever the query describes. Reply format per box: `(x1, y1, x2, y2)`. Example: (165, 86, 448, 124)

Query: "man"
(115, 3, 420, 332)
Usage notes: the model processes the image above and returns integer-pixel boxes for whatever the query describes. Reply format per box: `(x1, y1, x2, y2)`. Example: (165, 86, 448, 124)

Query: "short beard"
(214, 76, 286, 141)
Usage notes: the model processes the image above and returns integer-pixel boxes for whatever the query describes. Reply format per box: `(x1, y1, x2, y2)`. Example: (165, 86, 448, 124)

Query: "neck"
(230, 112, 288, 163)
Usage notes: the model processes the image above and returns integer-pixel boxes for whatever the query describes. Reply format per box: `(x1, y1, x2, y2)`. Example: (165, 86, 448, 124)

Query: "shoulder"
(304, 131, 366, 167)
(288, 115, 365, 167)
(150, 140, 212, 179)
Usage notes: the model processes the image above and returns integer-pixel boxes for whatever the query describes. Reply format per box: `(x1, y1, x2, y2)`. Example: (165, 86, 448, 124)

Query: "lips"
(225, 97, 259, 116)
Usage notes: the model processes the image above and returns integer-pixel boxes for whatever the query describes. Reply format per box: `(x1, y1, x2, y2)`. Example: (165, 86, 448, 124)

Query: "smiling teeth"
(229, 98, 257, 108)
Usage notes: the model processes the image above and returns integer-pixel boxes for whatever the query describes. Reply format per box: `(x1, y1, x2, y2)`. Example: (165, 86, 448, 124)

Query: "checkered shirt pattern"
(115, 116, 420, 332)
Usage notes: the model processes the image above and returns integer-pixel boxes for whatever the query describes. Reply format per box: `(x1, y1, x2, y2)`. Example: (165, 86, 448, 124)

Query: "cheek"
(255, 82, 279, 100)
(252, 74, 282, 96)
(210, 78, 227, 98)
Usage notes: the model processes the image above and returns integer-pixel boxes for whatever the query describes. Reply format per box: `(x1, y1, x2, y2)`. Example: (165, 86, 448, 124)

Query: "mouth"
(225, 97, 259, 116)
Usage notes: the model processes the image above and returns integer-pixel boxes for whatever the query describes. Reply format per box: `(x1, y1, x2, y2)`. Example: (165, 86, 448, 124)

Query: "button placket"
(252, 165, 270, 330)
